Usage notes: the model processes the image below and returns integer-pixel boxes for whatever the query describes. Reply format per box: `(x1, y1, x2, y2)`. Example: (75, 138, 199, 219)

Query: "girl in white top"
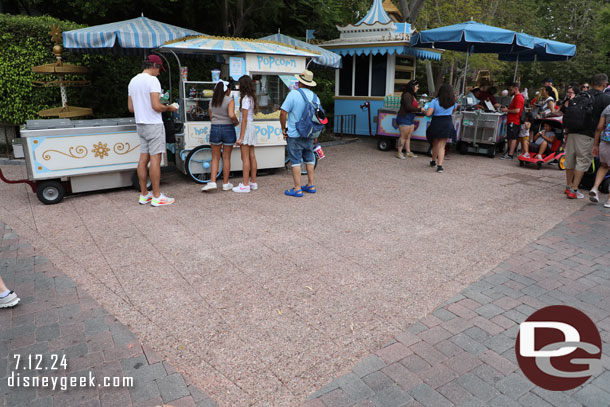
(537, 86, 556, 119)
(233, 75, 259, 193)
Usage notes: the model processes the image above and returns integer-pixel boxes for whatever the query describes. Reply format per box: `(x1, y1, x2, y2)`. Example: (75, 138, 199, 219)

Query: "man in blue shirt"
(280, 70, 320, 197)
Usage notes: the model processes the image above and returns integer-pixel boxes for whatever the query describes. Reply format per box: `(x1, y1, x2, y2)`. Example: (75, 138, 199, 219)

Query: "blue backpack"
(295, 88, 327, 139)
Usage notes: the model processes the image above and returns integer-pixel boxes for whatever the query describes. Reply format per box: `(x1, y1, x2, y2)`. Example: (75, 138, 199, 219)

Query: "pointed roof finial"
(356, 0, 391, 25)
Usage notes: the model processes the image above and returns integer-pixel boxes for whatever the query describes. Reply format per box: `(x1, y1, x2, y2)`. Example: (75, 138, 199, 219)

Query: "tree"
(397, 0, 426, 24)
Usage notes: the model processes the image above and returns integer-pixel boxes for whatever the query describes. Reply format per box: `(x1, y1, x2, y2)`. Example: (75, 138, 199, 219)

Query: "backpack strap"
(296, 88, 311, 119)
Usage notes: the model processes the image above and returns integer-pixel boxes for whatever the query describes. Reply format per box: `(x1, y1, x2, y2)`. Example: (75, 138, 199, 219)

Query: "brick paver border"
(0, 222, 218, 407)
(305, 205, 610, 407)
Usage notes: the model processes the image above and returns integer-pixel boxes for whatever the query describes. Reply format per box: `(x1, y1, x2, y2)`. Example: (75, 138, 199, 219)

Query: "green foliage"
(0, 14, 82, 125)
(414, 0, 609, 98)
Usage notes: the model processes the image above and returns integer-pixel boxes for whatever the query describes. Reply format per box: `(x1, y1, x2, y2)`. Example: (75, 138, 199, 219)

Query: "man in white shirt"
(128, 55, 178, 207)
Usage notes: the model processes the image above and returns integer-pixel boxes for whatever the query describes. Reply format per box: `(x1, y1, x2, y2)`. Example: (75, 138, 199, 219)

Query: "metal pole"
(513, 53, 519, 83)
(461, 48, 471, 106)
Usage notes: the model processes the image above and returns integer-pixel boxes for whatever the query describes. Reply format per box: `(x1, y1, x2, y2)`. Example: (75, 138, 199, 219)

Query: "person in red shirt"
(500, 82, 525, 159)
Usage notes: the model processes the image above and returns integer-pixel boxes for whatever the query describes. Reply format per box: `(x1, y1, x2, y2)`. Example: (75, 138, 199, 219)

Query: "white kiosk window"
(338, 54, 388, 97)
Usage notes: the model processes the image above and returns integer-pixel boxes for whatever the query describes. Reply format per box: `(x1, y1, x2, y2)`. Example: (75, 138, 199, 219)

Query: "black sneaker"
(500, 154, 513, 160)
(430, 160, 437, 167)
(436, 165, 444, 173)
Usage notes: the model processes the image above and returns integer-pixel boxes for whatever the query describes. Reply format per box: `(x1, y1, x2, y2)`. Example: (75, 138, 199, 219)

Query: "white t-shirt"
(128, 73, 162, 124)
(240, 96, 255, 122)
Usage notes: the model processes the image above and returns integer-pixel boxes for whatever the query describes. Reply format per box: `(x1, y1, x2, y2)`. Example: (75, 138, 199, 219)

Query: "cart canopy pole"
(461, 46, 472, 105)
(513, 53, 519, 83)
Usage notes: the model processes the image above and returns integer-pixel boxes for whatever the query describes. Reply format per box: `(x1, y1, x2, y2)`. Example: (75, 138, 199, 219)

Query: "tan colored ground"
(0, 138, 585, 406)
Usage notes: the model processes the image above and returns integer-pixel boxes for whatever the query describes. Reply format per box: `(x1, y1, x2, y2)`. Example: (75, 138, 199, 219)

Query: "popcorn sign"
(246, 54, 305, 74)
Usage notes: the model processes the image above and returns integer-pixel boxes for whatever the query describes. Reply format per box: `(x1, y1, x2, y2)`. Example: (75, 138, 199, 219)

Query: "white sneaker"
(138, 192, 152, 205)
(0, 291, 20, 308)
(232, 183, 250, 193)
(589, 188, 599, 203)
(604, 199, 610, 208)
(222, 183, 234, 191)
(201, 182, 217, 192)
(151, 193, 175, 206)
(249, 182, 258, 190)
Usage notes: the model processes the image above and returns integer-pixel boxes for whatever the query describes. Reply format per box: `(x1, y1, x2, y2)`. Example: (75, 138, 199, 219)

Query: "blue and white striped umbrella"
(161, 36, 319, 58)
(259, 33, 342, 68)
(356, 0, 392, 25)
(63, 17, 203, 52)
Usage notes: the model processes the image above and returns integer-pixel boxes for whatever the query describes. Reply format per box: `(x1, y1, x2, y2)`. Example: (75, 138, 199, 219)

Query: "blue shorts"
(287, 137, 315, 167)
(396, 113, 415, 126)
(210, 124, 236, 145)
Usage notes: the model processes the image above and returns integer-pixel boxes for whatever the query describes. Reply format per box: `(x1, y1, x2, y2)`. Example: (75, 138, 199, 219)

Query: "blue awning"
(160, 35, 318, 57)
(498, 37, 576, 62)
(63, 17, 202, 53)
(411, 21, 534, 54)
(332, 45, 441, 61)
(259, 33, 342, 68)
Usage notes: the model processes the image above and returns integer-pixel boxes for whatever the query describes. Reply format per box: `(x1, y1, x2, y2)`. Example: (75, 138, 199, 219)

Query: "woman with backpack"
(232, 75, 259, 193)
(425, 84, 457, 173)
(201, 80, 239, 192)
(395, 80, 423, 159)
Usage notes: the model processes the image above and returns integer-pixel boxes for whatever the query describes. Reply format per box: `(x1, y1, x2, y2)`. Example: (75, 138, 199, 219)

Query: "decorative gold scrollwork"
(42, 145, 87, 161)
(92, 142, 110, 159)
(113, 142, 139, 155)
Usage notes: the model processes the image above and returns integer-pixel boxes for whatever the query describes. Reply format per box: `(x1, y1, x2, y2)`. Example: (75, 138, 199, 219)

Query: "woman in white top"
(537, 86, 556, 119)
(233, 75, 259, 193)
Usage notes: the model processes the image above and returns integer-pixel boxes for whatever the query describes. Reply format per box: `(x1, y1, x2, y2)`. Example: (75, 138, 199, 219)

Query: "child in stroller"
(518, 117, 565, 169)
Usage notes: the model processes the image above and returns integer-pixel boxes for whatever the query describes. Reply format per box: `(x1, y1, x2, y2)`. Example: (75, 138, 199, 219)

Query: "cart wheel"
(519, 160, 525, 167)
(185, 146, 222, 184)
(285, 149, 318, 173)
(536, 162, 542, 170)
(487, 146, 496, 158)
(36, 180, 65, 205)
(131, 171, 152, 191)
(377, 139, 391, 151)
(558, 155, 566, 170)
(299, 154, 318, 175)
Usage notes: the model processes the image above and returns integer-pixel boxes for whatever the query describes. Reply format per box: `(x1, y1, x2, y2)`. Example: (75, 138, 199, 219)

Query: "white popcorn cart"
(0, 118, 167, 204)
(159, 35, 318, 183)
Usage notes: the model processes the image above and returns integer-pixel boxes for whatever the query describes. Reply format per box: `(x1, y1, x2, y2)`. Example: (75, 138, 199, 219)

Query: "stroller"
(518, 116, 566, 170)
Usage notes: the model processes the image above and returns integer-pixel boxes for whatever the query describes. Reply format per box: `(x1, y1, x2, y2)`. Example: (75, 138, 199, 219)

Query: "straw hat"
(295, 70, 316, 87)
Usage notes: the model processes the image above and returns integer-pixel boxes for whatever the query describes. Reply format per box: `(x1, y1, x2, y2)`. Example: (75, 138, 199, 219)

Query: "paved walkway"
(305, 203, 610, 407)
(0, 221, 217, 407)
(0, 139, 599, 405)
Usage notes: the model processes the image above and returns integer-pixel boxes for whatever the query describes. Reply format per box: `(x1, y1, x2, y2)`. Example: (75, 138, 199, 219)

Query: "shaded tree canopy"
(2, 0, 608, 96)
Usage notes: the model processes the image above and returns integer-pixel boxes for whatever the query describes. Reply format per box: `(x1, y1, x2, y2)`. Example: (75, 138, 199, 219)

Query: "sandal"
(301, 184, 316, 193)
(284, 188, 303, 197)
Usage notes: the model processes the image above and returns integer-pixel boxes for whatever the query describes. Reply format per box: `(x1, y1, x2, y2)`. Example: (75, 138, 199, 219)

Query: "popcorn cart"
(159, 36, 319, 183)
(1, 118, 165, 205)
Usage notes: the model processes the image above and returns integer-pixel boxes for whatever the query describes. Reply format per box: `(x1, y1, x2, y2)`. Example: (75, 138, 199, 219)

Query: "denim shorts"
(396, 113, 415, 126)
(287, 137, 315, 167)
(210, 124, 236, 145)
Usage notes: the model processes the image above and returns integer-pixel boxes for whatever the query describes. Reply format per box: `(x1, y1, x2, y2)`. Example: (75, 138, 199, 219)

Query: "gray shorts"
(564, 133, 593, 172)
(136, 123, 166, 155)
